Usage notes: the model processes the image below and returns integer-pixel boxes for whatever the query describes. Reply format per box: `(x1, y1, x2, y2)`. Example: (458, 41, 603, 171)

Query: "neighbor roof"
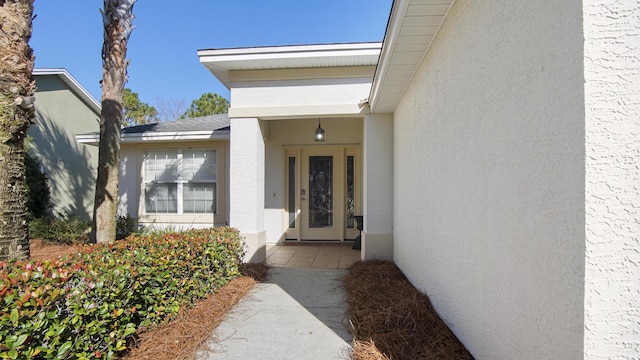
(76, 113, 230, 145)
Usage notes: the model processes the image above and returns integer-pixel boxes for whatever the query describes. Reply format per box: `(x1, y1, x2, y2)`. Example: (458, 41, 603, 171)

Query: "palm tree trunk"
(91, 0, 136, 243)
(0, 0, 35, 261)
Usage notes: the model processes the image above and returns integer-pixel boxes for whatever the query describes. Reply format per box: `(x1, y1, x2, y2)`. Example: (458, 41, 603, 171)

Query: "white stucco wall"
(232, 78, 371, 108)
(229, 70, 373, 118)
(392, 2, 585, 359)
(362, 114, 393, 260)
(583, 1, 640, 358)
(230, 118, 266, 262)
(118, 146, 138, 217)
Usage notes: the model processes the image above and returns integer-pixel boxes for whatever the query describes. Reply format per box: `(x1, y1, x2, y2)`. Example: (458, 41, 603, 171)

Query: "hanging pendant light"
(315, 119, 325, 142)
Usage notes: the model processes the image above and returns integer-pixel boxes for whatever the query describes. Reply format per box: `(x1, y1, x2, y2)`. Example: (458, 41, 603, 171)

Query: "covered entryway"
(284, 145, 361, 241)
(198, 43, 393, 263)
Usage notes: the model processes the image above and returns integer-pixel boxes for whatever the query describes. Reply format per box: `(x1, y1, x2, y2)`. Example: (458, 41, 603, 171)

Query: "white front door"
(285, 146, 360, 241)
(300, 148, 341, 240)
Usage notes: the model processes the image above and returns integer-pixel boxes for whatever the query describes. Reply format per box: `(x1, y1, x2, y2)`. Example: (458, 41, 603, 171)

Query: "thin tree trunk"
(0, 0, 35, 261)
(91, 0, 136, 243)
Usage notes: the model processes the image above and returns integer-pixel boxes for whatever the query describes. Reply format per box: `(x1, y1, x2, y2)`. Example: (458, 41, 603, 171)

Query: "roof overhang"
(76, 131, 230, 146)
(33, 68, 101, 114)
(198, 42, 382, 89)
(369, 0, 457, 113)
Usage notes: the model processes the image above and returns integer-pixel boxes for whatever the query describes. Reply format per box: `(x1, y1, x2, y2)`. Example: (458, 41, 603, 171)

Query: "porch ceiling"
(198, 42, 382, 89)
(369, 0, 456, 113)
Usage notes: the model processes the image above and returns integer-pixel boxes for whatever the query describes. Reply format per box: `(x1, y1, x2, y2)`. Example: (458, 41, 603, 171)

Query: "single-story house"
(79, 0, 638, 358)
(30, 68, 100, 219)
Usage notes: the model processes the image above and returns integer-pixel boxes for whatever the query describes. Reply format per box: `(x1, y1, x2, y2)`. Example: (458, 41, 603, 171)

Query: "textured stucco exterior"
(118, 140, 229, 230)
(231, 78, 372, 109)
(230, 118, 267, 262)
(362, 114, 393, 260)
(228, 67, 374, 119)
(30, 74, 100, 219)
(196, 2, 639, 354)
(392, 1, 585, 359)
(583, 0, 640, 358)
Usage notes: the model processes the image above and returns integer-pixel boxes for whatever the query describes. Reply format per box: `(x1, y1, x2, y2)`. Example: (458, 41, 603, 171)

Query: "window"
(346, 155, 355, 228)
(287, 156, 296, 229)
(144, 149, 217, 214)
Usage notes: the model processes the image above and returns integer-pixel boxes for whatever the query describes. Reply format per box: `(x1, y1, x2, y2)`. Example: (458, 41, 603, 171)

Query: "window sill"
(139, 214, 218, 223)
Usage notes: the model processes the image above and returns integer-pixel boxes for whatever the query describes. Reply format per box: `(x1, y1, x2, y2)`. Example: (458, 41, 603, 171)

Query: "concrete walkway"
(198, 268, 352, 359)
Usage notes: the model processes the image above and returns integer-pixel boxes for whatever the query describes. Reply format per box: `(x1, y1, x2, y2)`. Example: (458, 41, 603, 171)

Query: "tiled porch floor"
(266, 243, 361, 269)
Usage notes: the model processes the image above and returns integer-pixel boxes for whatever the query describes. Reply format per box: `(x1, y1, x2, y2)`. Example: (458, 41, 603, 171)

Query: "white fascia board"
(199, 43, 382, 88)
(369, 1, 456, 113)
(198, 43, 382, 59)
(199, 47, 381, 63)
(121, 132, 229, 142)
(76, 134, 101, 145)
(76, 131, 229, 146)
(33, 68, 101, 114)
(369, 0, 409, 113)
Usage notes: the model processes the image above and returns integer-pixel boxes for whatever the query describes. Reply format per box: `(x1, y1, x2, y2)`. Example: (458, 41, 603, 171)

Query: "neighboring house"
(77, 114, 230, 230)
(192, 2, 637, 360)
(30, 68, 100, 219)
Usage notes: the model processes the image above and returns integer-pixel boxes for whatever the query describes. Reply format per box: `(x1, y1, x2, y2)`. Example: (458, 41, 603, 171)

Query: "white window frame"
(143, 148, 218, 215)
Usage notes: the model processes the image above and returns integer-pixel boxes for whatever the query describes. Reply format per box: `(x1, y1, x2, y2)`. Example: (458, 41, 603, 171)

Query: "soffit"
(369, 0, 456, 113)
(198, 42, 382, 89)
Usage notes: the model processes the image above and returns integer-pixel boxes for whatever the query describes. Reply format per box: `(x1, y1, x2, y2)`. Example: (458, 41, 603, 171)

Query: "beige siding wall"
(30, 75, 100, 219)
(392, 1, 584, 359)
(119, 140, 230, 230)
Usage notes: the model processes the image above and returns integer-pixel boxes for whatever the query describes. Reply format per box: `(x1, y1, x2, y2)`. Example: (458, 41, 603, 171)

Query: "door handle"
(301, 189, 306, 195)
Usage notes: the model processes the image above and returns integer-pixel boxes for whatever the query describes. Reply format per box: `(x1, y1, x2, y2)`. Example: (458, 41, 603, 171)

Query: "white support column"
(362, 113, 393, 260)
(230, 117, 267, 263)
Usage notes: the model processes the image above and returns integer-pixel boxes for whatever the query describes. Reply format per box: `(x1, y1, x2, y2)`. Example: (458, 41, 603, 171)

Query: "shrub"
(136, 223, 184, 237)
(0, 227, 245, 359)
(25, 152, 51, 220)
(115, 214, 137, 240)
(29, 215, 91, 245)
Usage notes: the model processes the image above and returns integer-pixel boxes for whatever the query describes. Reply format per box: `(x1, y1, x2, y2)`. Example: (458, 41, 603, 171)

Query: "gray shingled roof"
(122, 113, 230, 134)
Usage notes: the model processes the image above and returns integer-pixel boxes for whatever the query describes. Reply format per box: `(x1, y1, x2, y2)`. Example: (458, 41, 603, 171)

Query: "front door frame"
(284, 145, 361, 241)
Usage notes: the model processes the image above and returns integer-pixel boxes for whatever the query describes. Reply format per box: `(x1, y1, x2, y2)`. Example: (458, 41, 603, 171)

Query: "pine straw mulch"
(30, 241, 473, 359)
(344, 260, 475, 360)
(29, 238, 86, 261)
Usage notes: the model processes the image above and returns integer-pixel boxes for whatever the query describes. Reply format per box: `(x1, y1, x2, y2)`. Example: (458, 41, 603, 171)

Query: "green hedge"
(0, 227, 245, 359)
(29, 215, 91, 245)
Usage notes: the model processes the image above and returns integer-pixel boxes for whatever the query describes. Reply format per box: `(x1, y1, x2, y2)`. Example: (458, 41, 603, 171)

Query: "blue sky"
(30, 1, 392, 109)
